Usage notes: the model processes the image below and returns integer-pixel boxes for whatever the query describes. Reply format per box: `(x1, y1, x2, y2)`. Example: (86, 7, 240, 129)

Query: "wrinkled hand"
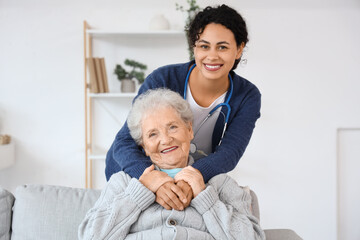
(175, 180, 193, 208)
(156, 181, 188, 210)
(139, 165, 173, 193)
(174, 166, 205, 197)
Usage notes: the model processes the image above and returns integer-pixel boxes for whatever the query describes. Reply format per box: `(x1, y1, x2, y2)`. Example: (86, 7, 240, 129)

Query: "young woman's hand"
(174, 166, 205, 197)
(175, 180, 193, 208)
(139, 165, 172, 192)
(155, 182, 188, 210)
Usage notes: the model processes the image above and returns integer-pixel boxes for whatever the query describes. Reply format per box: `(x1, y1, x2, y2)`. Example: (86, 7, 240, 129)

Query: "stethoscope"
(183, 64, 233, 149)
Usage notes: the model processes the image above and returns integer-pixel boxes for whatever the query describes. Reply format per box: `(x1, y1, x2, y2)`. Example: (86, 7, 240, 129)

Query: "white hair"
(127, 88, 193, 145)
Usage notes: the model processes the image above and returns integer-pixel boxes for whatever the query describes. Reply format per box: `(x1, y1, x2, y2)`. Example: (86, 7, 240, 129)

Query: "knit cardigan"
(78, 172, 265, 240)
(105, 61, 261, 182)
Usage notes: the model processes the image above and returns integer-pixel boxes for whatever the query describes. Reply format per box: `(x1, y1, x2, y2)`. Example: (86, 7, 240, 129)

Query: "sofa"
(0, 184, 302, 240)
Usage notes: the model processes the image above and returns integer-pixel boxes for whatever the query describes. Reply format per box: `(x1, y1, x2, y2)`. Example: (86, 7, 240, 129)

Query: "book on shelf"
(94, 58, 105, 93)
(86, 57, 109, 93)
(86, 57, 99, 93)
(100, 58, 109, 93)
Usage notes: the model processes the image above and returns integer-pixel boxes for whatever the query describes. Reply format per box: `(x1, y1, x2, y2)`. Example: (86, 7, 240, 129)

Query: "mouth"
(204, 64, 223, 71)
(161, 146, 178, 154)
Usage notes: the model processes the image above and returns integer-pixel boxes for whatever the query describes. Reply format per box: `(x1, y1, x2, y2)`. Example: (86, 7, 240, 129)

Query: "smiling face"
(193, 23, 244, 83)
(141, 106, 194, 169)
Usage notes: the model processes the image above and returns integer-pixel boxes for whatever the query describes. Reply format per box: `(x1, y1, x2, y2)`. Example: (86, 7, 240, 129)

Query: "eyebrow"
(144, 121, 178, 135)
(198, 39, 230, 45)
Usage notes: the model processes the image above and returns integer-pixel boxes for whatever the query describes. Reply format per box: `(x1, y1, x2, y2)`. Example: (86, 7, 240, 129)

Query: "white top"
(186, 84, 227, 161)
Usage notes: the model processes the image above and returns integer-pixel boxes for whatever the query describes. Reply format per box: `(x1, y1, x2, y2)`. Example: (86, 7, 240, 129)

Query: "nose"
(207, 48, 219, 60)
(160, 132, 173, 145)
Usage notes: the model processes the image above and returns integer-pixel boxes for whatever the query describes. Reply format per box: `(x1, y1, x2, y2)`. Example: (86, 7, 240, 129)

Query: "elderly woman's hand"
(174, 166, 205, 197)
(139, 165, 173, 192)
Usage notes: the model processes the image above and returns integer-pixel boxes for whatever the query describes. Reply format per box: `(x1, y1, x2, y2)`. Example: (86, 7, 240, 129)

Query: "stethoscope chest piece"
(190, 143, 197, 154)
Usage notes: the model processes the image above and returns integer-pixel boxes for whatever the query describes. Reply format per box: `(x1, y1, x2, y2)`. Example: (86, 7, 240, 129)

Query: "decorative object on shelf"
(0, 134, 11, 145)
(176, 0, 201, 60)
(87, 57, 109, 93)
(114, 59, 147, 93)
(149, 14, 170, 31)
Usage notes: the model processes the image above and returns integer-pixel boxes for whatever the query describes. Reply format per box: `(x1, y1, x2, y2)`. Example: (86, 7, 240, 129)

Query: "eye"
(199, 44, 209, 49)
(218, 45, 228, 50)
(169, 125, 178, 131)
(148, 132, 157, 138)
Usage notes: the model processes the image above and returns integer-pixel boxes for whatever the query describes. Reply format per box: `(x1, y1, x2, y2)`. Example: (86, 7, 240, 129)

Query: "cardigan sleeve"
(78, 172, 155, 240)
(190, 174, 265, 240)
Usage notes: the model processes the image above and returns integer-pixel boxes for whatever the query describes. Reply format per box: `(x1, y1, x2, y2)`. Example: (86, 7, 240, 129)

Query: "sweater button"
(169, 219, 177, 226)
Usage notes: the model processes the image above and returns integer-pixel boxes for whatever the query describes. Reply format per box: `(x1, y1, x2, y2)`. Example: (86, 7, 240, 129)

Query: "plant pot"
(121, 79, 136, 93)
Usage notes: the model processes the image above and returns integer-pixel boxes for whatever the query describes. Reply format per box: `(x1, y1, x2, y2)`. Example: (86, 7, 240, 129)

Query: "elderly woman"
(78, 89, 265, 240)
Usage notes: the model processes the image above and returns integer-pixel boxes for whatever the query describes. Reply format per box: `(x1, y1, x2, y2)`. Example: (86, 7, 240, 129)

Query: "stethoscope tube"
(183, 64, 233, 146)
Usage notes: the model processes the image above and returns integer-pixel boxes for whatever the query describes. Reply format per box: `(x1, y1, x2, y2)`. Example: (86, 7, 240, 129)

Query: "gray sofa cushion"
(265, 229, 303, 240)
(11, 184, 100, 240)
(0, 187, 15, 240)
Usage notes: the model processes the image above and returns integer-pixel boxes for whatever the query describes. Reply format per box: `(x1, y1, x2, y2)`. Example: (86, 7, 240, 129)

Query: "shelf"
(87, 29, 185, 37)
(89, 93, 137, 98)
(89, 154, 106, 161)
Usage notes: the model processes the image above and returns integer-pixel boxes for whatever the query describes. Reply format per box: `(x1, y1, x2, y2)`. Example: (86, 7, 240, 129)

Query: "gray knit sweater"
(78, 172, 265, 240)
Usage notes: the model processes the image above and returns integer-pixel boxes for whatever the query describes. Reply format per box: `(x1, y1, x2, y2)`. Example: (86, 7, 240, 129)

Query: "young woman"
(105, 5, 261, 210)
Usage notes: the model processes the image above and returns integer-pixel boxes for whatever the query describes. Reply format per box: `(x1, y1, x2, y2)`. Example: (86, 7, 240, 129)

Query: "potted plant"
(114, 59, 147, 92)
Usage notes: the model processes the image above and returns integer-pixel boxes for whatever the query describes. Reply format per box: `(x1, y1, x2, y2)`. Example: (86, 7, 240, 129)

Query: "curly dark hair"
(187, 4, 248, 70)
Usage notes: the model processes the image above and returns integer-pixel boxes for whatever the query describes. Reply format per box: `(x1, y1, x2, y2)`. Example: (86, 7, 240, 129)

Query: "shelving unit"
(83, 21, 187, 188)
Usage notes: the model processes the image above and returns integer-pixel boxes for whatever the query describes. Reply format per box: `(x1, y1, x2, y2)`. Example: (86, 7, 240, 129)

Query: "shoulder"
(141, 61, 193, 92)
(107, 171, 133, 193)
(207, 173, 236, 189)
(231, 72, 261, 98)
(94, 171, 133, 205)
(149, 61, 192, 81)
(154, 61, 192, 73)
(208, 174, 251, 203)
(228, 72, 261, 115)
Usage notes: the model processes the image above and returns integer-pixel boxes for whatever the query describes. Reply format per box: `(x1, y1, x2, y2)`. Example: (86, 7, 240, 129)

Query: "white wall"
(1, 0, 359, 239)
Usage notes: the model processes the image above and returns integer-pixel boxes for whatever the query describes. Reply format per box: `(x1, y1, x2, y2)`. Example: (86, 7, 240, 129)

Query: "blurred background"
(1, 0, 359, 239)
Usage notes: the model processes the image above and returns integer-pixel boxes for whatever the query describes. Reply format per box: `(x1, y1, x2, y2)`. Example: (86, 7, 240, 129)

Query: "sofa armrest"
(265, 229, 303, 240)
(0, 187, 15, 240)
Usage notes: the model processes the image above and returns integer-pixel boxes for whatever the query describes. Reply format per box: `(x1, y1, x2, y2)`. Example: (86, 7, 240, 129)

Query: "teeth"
(205, 64, 221, 69)
(161, 147, 177, 153)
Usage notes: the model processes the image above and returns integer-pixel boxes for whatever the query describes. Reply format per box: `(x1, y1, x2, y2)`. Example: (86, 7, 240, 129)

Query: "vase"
(121, 79, 136, 93)
(149, 14, 170, 31)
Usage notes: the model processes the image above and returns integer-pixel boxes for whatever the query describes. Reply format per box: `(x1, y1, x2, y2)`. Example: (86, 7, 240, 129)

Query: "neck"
(189, 67, 229, 107)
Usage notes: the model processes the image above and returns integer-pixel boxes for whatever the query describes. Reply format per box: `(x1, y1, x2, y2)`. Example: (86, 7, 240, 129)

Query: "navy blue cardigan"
(105, 61, 261, 182)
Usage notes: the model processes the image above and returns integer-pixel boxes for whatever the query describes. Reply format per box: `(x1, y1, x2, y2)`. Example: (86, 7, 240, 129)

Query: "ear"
(141, 144, 150, 157)
(236, 42, 245, 59)
(188, 122, 194, 140)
